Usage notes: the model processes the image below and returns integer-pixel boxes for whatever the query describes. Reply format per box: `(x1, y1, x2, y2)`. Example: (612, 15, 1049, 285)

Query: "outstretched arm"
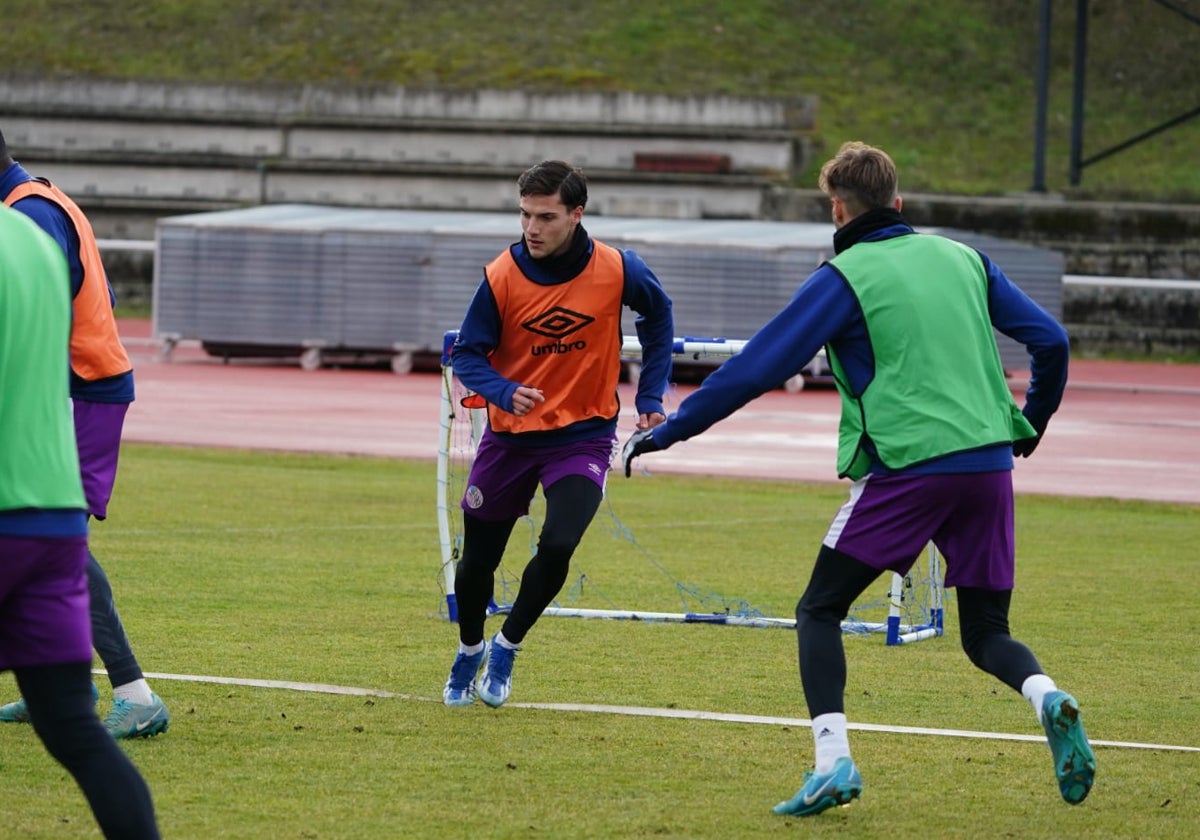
(624, 266, 858, 474)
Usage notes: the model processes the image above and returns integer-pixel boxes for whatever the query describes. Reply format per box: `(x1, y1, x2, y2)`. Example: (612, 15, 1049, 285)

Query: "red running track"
(117, 322, 1200, 507)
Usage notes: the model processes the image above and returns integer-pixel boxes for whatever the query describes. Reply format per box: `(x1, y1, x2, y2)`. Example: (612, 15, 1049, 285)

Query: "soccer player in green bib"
(624, 141, 1094, 815)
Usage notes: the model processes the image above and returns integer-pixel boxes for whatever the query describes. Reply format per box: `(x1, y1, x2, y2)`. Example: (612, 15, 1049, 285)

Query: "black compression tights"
(794, 545, 881, 718)
(794, 546, 1045, 718)
(454, 475, 603, 646)
(15, 662, 160, 839)
(956, 586, 1044, 692)
(87, 549, 143, 687)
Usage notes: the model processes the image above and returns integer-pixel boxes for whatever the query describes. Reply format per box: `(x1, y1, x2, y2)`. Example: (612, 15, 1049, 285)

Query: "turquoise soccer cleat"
(0, 696, 32, 723)
(103, 692, 170, 739)
(773, 756, 863, 816)
(1041, 690, 1096, 804)
(0, 683, 99, 724)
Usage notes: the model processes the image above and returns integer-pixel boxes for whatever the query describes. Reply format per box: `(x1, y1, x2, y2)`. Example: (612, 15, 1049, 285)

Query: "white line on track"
(118, 670, 1200, 754)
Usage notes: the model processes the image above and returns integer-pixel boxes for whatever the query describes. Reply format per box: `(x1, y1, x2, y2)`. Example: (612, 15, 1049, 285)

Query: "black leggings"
(15, 662, 160, 839)
(794, 545, 1044, 718)
(87, 549, 144, 687)
(454, 475, 603, 646)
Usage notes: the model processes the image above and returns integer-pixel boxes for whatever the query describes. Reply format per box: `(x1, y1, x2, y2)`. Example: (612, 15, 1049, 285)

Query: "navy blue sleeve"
(620, 249, 674, 417)
(983, 252, 1070, 431)
(654, 265, 858, 448)
(450, 279, 520, 412)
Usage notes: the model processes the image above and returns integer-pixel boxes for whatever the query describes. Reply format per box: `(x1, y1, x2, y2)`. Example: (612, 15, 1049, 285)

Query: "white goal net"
(436, 330, 944, 645)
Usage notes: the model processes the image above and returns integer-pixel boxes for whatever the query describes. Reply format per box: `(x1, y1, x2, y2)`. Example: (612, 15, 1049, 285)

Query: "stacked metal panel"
(154, 205, 1062, 372)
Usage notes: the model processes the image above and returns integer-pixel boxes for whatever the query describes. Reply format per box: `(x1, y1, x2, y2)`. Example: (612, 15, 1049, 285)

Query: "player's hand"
(637, 411, 666, 430)
(510, 386, 545, 416)
(623, 428, 661, 477)
(1013, 420, 1047, 458)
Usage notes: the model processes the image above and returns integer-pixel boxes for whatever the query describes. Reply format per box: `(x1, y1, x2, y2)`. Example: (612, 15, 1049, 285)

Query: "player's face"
(520, 193, 582, 259)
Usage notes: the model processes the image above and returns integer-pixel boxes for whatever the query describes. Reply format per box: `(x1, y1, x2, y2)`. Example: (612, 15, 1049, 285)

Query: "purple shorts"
(73, 400, 128, 520)
(0, 535, 93, 670)
(823, 471, 1016, 590)
(462, 430, 618, 521)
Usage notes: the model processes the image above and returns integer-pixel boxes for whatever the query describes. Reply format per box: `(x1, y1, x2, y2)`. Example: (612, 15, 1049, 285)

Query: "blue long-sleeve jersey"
(652, 222, 1069, 476)
(452, 235, 674, 446)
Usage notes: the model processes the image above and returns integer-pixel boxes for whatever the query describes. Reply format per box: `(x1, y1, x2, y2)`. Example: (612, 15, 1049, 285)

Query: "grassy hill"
(2, 0, 1198, 200)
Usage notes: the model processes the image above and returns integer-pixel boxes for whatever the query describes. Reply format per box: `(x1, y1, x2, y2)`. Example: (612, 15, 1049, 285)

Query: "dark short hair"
(0, 128, 8, 160)
(517, 160, 588, 209)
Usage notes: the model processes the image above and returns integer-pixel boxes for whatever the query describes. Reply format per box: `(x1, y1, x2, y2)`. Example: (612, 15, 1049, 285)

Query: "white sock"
(812, 712, 850, 773)
(112, 678, 154, 706)
(459, 641, 485, 656)
(1022, 674, 1058, 723)
(494, 631, 520, 650)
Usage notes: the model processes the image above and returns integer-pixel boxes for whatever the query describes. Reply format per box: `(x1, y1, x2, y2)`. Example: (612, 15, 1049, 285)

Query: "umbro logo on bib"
(522, 307, 594, 339)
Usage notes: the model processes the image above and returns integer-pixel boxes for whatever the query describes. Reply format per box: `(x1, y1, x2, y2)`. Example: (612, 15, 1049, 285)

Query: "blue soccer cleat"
(1041, 690, 1096, 804)
(443, 647, 487, 707)
(476, 635, 518, 708)
(103, 693, 170, 739)
(773, 756, 863, 817)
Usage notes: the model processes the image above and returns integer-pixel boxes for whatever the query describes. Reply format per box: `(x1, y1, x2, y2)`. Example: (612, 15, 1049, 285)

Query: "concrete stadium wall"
(5, 77, 1196, 357)
(1061, 277, 1199, 356)
(2, 77, 815, 235)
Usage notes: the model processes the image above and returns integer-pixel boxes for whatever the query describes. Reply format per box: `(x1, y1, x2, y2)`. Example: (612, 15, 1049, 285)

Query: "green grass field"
(0, 443, 1197, 838)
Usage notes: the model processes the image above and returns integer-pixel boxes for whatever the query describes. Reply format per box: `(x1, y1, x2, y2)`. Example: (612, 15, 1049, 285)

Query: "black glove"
(1013, 421, 1047, 458)
(622, 428, 662, 477)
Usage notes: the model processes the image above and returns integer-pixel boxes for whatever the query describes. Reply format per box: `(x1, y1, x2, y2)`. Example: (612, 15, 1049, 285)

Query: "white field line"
(112, 670, 1200, 754)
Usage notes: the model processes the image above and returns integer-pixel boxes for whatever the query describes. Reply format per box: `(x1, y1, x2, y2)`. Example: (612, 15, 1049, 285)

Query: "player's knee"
(536, 515, 587, 562)
(960, 635, 987, 671)
(959, 624, 1009, 673)
(534, 533, 579, 566)
(958, 593, 1013, 671)
(795, 595, 843, 630)
(455, 550, 499, 579)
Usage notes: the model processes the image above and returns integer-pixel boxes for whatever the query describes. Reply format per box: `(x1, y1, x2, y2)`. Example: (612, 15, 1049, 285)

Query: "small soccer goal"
(436, 330, 945, 645)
